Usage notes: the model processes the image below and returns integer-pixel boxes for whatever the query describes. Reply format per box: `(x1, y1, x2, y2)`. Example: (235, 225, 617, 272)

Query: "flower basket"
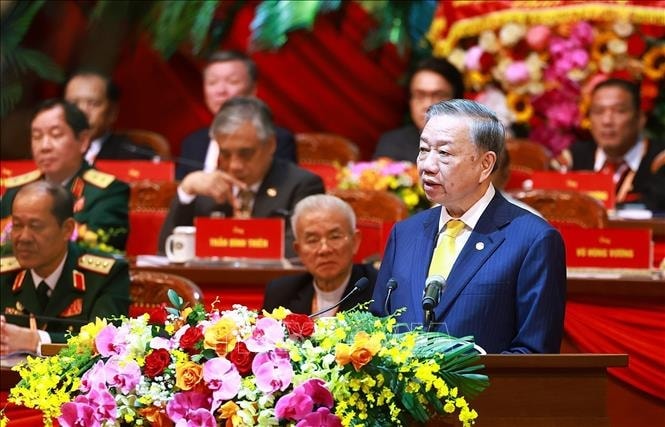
(428, 3, 665, 156)
(2, 291, 488, 427)
(337, 159, 431, 215)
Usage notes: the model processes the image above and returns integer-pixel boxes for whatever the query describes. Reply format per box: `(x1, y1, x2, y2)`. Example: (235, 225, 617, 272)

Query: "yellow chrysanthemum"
(643, 45, 665, 80)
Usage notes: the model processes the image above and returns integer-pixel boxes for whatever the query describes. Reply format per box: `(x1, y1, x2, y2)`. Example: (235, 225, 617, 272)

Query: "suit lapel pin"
(267, 188, 277, 197)
(475, 242, 484, 250)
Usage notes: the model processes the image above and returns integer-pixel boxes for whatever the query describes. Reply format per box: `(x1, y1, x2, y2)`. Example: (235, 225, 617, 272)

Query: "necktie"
(36, 281, 49, 311)
(601, 160, 629, 194)
(428, 219, 465, 279)
(235, 189, 254, 218)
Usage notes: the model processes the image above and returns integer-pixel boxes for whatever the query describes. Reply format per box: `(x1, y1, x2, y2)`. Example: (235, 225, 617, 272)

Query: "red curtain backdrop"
(111, 1, 409, 160)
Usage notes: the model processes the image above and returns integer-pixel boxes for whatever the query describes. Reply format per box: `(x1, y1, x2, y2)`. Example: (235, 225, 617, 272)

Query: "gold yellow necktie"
(428, 219, 465, 279)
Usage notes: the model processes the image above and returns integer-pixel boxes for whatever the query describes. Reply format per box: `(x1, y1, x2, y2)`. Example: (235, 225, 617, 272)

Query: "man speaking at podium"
(370, 99, 566, 354)
(0, 182, 129, 355)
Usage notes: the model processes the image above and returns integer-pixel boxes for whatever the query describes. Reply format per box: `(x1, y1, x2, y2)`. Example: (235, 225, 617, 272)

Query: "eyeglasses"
(300, 232, 350, 251)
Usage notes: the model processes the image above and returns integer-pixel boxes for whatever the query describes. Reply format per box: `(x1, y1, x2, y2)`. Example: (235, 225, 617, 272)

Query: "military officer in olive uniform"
(0, 181, 129, 354)
(0, 98, 129, 251)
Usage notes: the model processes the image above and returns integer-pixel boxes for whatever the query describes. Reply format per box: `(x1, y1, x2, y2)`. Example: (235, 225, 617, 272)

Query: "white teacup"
(165, 226, 196, 263)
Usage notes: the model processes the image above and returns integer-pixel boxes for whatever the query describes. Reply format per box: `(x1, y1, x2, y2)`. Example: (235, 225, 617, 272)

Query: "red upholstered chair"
(295, 132, 360, 165)
(126, 180, 178, 255)
(129, 270, 203, 317)
(514, 189, 608, 229)
(505, 138, 550, 190)
(328, 189, 408, 262)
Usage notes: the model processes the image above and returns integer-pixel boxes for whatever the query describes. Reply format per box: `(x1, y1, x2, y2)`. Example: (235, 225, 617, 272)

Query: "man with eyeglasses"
(262, 194, 376, 317)
(372, 57, 465, 162)
(158, 97, 324, 258)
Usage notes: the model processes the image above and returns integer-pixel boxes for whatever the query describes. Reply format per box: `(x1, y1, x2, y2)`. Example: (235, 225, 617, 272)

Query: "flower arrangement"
(2, 292, 488, 427)
(428, 3, 665, 156)
(337, 159, 431, 214)
(0, 220, 125, 255)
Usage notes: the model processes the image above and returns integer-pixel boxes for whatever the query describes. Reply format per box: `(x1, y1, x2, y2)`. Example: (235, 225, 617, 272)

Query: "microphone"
(383, 278, 398, 315)
(422, 275, 446, 330)
(121, 142, 205, 169)
(309, 277, 370, 318)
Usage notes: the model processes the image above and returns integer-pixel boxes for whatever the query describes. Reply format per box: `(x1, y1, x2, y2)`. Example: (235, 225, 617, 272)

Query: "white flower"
(613, 21, 634, 37)
(499, 23, 526, 47)
(479, 30, 499, 53)
(447, 47, 467, 72)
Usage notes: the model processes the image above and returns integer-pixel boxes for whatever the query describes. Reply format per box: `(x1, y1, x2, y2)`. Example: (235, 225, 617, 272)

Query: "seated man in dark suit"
(1, 181, 129, 354)
(176, 50, 296, 180)
(65, 69, 157, 163)
(1, 99, 130, 251)
(159, 97, 324, 258)
(262, 194, 376, 317)
(566, 78, 665, 212)
(373, 57, 464, 162)
(370, 99, 566, 354)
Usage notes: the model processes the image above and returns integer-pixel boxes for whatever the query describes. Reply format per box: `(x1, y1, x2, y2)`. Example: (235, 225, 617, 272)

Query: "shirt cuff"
(177, 185, 197, 204)
(36, 330, 51, 356)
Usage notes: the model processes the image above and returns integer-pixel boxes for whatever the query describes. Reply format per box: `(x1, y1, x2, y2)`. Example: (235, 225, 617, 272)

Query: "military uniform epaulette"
(0, 256, 21, 274)
(78, 254, 115, 274)
(3, 170, 41, 189)
(82, 169, 116, 189)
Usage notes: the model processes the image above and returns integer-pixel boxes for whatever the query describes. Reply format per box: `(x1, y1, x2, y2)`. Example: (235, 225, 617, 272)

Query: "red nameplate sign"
(194, 217, 285, 259)
(559, 227, 652, 269)
(530, 171, 615, 209)
(95, 160, 175, 182)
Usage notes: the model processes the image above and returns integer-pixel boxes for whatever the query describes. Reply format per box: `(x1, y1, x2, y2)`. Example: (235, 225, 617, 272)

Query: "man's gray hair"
(209, 96, 275, 142)
(291, 194, 356, 238)
(426, 99, 505, 172)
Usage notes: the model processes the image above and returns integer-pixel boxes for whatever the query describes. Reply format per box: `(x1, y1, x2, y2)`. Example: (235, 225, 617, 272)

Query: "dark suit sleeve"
(176, 129, 209, 180)
(508, 227, 567, 354)
(84, 180, 130, 251)
(275, 127, 297, 163)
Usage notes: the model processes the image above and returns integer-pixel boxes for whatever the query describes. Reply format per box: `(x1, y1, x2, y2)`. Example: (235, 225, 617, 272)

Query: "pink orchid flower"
(202, 357, 242, 409)
(245, 317, 284, 353)
(296, 407, 343, 427)
(58, 402, 100, 427)
(252, 348, 293, 393)
(275, 391, 314, 421)
(104, 356, 141, 394)
(95, 324, 128, 358)
(166, 391, 211, 423)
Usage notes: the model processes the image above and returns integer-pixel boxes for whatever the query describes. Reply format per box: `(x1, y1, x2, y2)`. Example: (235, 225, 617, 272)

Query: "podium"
(462, 354, 628, 427)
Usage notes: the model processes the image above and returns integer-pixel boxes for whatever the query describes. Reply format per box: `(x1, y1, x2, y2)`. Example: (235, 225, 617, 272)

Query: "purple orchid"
(175, 408, 217, 427)
(103, 356, 141, 394)
(295, 407, 343, 427)
(275, 391, 314, 421)
(252, 348, 293, 393)
(58, 402, 99, 427)
(202, 357, 242, 409)
(166, 391, 211, 423)
(95, 324, 128, 358)
(244, 317, 284, 352)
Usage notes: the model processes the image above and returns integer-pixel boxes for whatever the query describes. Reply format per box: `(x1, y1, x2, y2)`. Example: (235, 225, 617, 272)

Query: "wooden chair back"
(505, 138, 550, 172)
(328, 189, 409, 222)
(129, 180, 178, 211)
(295, 133, 360, 165)
(129, 270, 203, 316)
(514, 189, 608, 229)
(119, 129, 172, 160)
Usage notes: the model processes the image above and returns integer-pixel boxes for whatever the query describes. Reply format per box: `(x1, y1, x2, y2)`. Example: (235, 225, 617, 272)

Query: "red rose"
(478, 51, 495, 73)
(180, 326, 203, 354)
(283, 313, 315, 339)
(227, 341, 255, 376)
(148, 305, 168, 325)
(626, 34, 646, 57)
(144, 348, 171, 378)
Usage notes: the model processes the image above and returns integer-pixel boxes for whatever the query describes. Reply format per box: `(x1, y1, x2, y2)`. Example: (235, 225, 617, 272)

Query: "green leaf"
(0, 0, 46, 50)
(0, 82, 22, 117)
(189, 1, 218, 54)
(167, 289, 184, 309)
